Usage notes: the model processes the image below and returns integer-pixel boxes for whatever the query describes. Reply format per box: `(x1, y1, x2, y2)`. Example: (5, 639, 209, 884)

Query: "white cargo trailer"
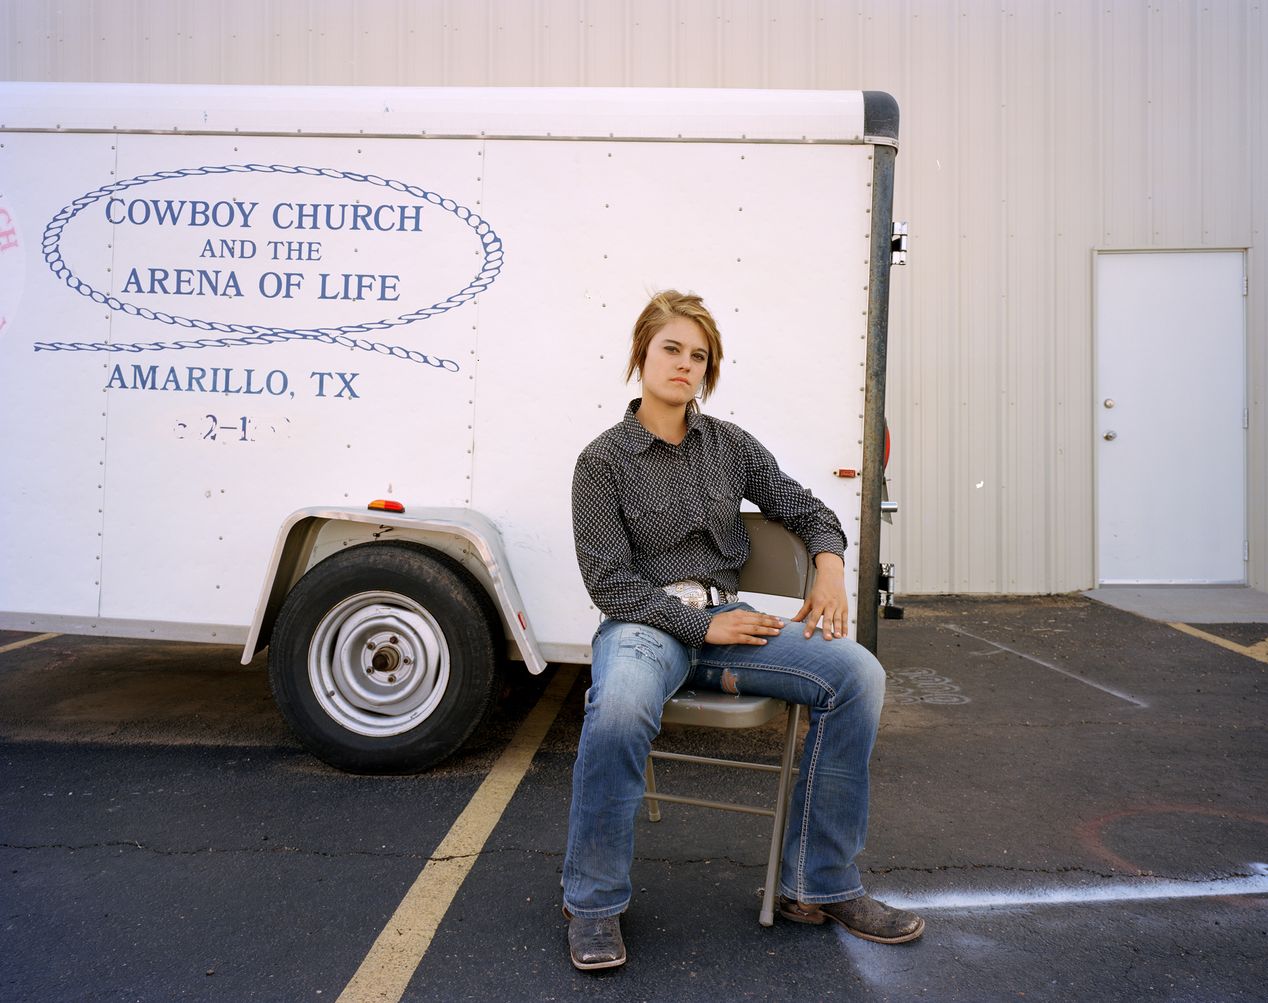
(0, 84, 900, 771)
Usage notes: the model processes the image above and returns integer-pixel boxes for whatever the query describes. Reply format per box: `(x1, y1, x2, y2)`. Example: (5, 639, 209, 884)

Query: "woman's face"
(639, 316, 710, 409)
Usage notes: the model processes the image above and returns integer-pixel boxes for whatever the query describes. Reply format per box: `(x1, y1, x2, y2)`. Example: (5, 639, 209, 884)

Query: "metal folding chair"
(643, 512, 814, 927)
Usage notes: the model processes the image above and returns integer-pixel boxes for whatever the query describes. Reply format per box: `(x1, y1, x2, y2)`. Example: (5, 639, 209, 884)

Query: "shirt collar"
(619, 398, 704, 453)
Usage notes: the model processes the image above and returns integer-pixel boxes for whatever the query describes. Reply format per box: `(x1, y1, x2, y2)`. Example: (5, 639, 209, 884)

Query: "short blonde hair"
(625, 290, 724, 405)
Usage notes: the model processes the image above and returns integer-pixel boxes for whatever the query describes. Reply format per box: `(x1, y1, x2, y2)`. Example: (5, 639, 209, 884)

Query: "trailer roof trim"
(0, 83, 890, 145)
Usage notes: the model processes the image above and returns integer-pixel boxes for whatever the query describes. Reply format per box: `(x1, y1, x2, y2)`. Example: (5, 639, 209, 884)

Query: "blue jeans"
(562, 603, 887, 919)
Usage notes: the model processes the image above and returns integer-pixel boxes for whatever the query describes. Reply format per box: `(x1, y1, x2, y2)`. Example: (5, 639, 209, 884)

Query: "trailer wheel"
(268, 541, 497, 773)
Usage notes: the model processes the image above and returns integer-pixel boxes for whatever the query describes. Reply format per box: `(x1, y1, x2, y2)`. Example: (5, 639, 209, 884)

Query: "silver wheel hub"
(309, 591, 450, 737)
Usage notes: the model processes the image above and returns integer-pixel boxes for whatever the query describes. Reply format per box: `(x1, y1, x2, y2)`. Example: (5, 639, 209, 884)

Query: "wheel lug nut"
(367, 641, 377, 650)
(390, 635, 399, 644)
(403, 656, 412, 665)
(366, 666, 375, 674)
(388, 674, 397, 683)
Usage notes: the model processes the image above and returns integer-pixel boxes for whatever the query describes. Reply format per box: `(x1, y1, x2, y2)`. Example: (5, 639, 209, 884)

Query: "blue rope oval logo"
(40, 164, 505, 369)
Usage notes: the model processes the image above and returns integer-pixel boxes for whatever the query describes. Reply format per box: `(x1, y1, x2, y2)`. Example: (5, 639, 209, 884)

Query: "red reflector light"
(517, 611, 527, 629)
(367, 499, 405, 513)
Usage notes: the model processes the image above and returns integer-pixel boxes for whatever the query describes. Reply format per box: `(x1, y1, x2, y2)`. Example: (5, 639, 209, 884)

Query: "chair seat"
(661, 690, 787, 729)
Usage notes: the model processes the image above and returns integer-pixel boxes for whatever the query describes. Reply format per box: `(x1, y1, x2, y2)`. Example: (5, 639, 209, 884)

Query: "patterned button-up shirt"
(572, 399, 847, 647)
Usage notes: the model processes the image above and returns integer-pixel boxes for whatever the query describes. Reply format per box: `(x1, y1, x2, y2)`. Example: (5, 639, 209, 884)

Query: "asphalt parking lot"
(2, 595, 1266, 1002)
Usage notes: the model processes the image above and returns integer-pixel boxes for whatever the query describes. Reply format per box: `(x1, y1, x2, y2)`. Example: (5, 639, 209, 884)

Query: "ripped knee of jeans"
(696, 666, 741, 695)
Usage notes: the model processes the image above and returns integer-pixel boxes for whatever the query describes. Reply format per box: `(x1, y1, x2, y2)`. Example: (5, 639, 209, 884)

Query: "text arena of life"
(120, 265, 401, 302)
(104, 197, 426, 302)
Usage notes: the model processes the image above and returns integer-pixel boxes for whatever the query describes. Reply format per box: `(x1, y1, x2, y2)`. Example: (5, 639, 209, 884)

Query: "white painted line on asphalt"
(336, 663, 579, 1003)
(0, 632, 59, 656)
(883, 863, 1268, 911)
(943, 623, 1149, 708)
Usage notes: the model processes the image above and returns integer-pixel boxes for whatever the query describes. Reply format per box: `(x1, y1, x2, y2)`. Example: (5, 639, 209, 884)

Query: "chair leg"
(645, 756, 662, 822)
(759, 704, 802, 927)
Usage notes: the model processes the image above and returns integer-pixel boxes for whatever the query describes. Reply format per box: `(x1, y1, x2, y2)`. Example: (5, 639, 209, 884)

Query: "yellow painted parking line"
(0, 632, 58, 656)
(337, 663, 580, 1003)
(1168, 623, 1268, 665)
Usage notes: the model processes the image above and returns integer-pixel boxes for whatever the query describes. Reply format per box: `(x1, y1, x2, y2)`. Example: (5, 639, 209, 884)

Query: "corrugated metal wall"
(3, 0, 1264, 594)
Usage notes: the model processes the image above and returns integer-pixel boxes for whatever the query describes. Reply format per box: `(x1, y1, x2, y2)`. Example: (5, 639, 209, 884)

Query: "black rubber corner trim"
(862, 91, 900, 140)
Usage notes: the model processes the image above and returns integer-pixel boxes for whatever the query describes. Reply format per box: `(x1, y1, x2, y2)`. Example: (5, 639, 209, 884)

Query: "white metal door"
(1095, 251, 1246, 584)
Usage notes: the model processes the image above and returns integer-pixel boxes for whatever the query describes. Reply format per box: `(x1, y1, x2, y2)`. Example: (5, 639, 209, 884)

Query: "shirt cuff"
(806, 530, 847, 557)
(670, 605, 715, 648)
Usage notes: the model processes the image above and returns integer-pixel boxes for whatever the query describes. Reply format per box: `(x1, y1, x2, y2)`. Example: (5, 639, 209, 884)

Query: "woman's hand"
(792, 553, 850, 640)
(705, 609, 784, 646)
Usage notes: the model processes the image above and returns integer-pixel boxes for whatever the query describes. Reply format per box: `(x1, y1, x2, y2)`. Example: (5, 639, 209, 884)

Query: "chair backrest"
(738, 512, 814, 600)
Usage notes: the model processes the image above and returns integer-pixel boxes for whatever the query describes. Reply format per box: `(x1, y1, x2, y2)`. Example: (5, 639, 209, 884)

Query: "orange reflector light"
(367, 499, 405, 513)
(833, 468, 858, 479)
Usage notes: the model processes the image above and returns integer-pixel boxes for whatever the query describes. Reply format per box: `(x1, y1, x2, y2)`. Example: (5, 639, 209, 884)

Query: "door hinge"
(1244, 274, 1250, 296)
(1245, 541, 1250, 562)
(1244, 408, 1250, 429)
(891, 221, 908, 266)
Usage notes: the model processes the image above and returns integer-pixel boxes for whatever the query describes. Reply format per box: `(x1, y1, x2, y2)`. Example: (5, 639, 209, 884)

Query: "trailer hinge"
(1244, 408, 1250, 429)
(891, 221, 908, 266)
(1245, 541, 1250, 562)
(1244, 274, 1249, 296)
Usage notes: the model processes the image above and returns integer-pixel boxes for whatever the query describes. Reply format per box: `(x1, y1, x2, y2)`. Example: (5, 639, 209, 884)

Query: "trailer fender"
(242, 506, 546, 674)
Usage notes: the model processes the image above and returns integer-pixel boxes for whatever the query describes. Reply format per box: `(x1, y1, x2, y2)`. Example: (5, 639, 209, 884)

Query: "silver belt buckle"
(663, 580, 733, 610)
(663, 580, 708, 610)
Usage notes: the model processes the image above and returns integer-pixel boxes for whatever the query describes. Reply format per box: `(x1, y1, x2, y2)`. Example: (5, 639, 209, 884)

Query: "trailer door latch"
(891, 221, 908, 266)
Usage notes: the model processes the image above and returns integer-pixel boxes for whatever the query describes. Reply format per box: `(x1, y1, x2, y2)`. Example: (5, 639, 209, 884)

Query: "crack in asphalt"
(869, 862, 1268, 882)
(0, 841, 756, 869)
(2, 842, 1262, 885)
(0, 840, 448, 859)
(868, 862, 1127, 879)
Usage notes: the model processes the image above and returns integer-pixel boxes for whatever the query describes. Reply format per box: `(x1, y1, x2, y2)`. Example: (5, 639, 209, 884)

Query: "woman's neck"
(636, 396, 689, 445)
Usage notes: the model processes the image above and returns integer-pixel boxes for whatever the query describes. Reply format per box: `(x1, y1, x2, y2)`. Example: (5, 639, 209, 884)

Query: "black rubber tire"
(268, 541, 498, 773)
